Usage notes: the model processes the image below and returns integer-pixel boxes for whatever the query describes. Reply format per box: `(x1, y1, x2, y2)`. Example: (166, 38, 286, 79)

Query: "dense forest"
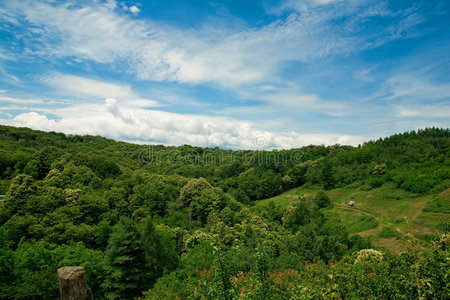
(0, 125, 449, 299)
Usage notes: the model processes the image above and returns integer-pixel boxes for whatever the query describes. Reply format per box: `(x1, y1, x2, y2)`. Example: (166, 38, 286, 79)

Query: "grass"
(423, 195, 450, 213)
(253, 182, 450, 253)
(347, 215, 379, 234)
(378, 227, 401, 239)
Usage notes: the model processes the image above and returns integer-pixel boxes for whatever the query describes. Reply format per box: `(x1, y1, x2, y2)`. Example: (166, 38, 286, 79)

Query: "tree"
(0, 228, 14, 298)
(314, 191, 331, 208)
(179, 177, 212, 206)
(1, 174, 36, 222)
(23, 146, 61, 179)
(131, 183, 163, 215)
(179, 178, 224, 224)
(320, 159, 334, 189)
(102, 217, 148, 299)
(286, 163, 308, 187)
(282, 199, 315, 231)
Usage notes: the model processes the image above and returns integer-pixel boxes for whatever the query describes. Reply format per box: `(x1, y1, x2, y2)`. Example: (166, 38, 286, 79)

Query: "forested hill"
(0, 125, 449, 299)
(1, 125, 449, 196)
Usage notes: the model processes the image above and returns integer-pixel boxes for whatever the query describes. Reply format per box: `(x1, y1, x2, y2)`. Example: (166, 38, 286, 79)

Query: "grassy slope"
(253, 182, 450, 253)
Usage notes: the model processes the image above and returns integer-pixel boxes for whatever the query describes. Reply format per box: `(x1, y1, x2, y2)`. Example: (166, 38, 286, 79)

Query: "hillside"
(254, 183, 449, 253)
(0, 125, 449, 299)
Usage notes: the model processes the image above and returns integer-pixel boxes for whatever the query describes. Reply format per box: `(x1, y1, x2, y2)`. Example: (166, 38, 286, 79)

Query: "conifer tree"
(102, 217, 147, 299)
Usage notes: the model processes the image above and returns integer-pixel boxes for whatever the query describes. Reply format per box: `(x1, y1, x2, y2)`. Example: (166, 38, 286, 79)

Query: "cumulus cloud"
(0, 99, 366, 149)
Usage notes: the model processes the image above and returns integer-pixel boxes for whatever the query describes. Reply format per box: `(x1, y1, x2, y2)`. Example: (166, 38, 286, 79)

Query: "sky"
(0, 0, 449, 150)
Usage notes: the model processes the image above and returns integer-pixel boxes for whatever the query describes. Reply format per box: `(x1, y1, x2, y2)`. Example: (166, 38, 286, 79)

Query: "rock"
(57, 266, 92, 300)
(348, 200, 355, 206)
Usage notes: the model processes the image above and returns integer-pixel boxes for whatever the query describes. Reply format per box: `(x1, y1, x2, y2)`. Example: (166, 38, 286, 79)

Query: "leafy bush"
(149, 234, 450, 299)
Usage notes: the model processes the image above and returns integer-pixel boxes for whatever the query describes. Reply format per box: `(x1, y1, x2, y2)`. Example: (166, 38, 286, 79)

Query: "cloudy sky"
(0, 0, 449, 149)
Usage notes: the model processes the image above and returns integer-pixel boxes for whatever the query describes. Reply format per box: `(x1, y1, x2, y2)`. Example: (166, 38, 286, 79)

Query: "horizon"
(1, 0, 449, 149)
(2, 124, 447, 151)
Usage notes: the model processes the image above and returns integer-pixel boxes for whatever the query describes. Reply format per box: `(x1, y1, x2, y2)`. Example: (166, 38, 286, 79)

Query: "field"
(254, 182, 450, 252)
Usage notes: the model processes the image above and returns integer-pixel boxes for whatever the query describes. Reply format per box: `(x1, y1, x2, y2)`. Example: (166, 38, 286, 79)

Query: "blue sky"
(0, 0, 449, 149)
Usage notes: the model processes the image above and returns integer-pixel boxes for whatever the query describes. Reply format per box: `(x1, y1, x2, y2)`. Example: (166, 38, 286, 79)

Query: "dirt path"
(334, 203, 376, 217)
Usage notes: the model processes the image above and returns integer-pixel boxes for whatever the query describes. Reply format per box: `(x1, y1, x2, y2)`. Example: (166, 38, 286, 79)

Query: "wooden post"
(57, 266, 92, 300)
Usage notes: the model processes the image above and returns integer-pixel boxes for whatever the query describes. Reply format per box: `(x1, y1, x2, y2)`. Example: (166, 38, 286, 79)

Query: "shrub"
(423, 196, 450, 213)
(354, 249, 383, 264)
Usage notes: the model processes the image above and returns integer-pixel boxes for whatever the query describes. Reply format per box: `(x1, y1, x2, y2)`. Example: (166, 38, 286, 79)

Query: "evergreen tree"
(102, 217, 147, 299)
(139, 217, 162, 283)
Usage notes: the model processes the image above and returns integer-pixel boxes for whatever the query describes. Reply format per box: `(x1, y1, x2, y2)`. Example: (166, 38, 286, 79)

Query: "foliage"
(424, 195, 450, 213)
(313, 190, 331, 208)
(148, 234, 449, 299)
(102, 217, 149, 299)
(0, 125, 448, 298)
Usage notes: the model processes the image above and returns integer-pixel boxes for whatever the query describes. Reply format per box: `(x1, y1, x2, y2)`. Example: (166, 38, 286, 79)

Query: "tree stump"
(57, 266, 92, 300)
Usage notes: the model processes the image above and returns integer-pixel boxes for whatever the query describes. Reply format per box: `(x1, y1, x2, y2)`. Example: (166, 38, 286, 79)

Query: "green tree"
(282, 199, 315, 230)
(1, 174, 36, 221)
(179, 177, 212, 206)
(179, 178, 224, 224)
(286, 163, 308, 187)
(23, 146, 61, 179)
(314, 190, 331, 208)
(10, 240, 59, 299)
(102, 217, 148, 299)
(320, 159, 334, 189)
(0, 228, 14, 298)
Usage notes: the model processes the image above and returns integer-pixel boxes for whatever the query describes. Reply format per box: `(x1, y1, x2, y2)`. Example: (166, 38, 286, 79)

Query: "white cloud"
(124, 99, 160, 107)
(385, 74, 450, 100)
(397, 109, 419, 117)
(41, 73, 160, 107)
(396, 105, 450, 118)
(0, 0, 437, 146)
(353, 66, 378, 82)
(42, 73, 135, 99)
(0, 95, 44, 104)
(3, 0, 149, 64)
(313, 0, 342, 5)
(129, 5, 140, 14)
(280, 0, 344, 10)
(0, 106, 27, 111)
(260, 92, 347, 112)
(0, 100, 366, 149)
(1, 0, 424, 88)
